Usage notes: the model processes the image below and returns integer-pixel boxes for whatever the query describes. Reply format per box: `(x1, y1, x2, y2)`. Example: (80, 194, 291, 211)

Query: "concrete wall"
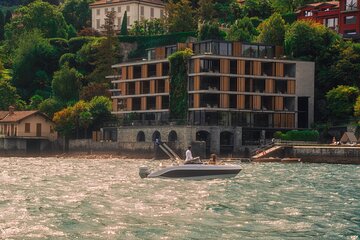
(117, 125, 243, 156)
(91, 2, 164, 31)
(296, 61, 315, 127)
(292, 146, 360, 164)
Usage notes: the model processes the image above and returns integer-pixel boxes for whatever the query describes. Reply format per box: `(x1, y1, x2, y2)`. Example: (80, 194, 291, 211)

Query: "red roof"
(0, 111, 50, 123)
(0, 111, 8, 120)
(299, 1, 339, 9)
(90, 0, 164, 7)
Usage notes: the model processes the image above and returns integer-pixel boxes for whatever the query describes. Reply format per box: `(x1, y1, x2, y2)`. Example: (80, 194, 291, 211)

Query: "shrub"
(275, 130, 319, 141)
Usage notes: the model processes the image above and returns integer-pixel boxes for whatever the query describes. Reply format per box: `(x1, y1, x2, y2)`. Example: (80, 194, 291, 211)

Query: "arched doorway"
(137, 131, 145, 142)
(152, 131, 161, 142)
(168, 130, 178, 142)
(220, 131, 234, 154)
(196, 130, 211, 156)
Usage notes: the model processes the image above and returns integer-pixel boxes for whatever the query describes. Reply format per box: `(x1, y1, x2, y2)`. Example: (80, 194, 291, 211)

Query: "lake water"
(0, 157, 359, 240)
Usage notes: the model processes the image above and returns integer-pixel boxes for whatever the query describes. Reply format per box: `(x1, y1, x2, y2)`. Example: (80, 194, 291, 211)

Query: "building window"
(160, 10, 164, 18)
(126, 5, 130, 12)
(127, 16, 130, 26)
(96, 19, 100, 29)
(105, 8, 108, 13)
(324, 18, 338, 28)
(304, 10, 313, 17)
(111, 7, 115, 12)
(118, 6, 121, 13)
(50, 126, 54, 133)
(345, 0, 358, 11)
(150, 8, 154, 18)
(25, 123, 30, 133)
(345, 15, 357, 24)
(141, 6, 144, 16)
(96, 9, 100, 15)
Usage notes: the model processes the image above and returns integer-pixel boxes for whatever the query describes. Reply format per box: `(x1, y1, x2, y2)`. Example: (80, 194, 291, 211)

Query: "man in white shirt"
(185, 146, 200, 164)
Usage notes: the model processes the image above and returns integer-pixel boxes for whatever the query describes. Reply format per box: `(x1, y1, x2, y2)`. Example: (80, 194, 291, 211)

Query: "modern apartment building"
(90, 0, 165, 31)
(108, 40, 315, 153)
(297, 0, 360, 40)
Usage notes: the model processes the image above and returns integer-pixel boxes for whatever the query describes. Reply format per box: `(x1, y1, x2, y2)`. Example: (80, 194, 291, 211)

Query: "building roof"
(0, 111, 8, 120)
(0, 110, 50, 123)
(340, 132, 357, 143)
(298, 1, 339, 10)
(90, 0, 164, 7)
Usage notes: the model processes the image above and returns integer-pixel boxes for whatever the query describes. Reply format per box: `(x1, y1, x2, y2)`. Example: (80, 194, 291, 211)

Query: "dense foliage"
(168, 48, 193, 122)
(274, 130, 319, 141)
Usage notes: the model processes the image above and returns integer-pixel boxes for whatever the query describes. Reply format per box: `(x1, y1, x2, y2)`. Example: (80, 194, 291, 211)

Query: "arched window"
(137, 131, 145, 142)
(152, 131, 161, 142)
(168, 130, 178, 142)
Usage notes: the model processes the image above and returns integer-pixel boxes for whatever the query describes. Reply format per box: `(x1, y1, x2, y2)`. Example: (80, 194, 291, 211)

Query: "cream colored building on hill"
(90, 0, 165, 31)
(0, 107, 57, 152)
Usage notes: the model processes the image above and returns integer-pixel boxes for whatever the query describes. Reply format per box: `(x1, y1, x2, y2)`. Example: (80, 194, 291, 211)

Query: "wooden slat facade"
(237, 95, 245, 109)
(237, 78, 245, 92)
(253, 95, 261, 110)
(155, 47, 165, 60)
(194, 94, 200, 108)
(287, 80, 296, 94)
(156, 96, 162, 110)
(194, 76, 200, 91)
(150, 80, 155, 94)
(141, 97, 147, 110)
(275, 46, 284, 58)
(253, 61, 261, 76)
(194, 59, 201, 73)
(233, 42, 242, 57)
(276, 63, 284, 77)
(135, 82, 140, 95)
(141, 65, 148, 78)
(274, 96, 283, 111)
(127, 66, 133, 79)
(237, 60, 245, 75)
(122, 66, 127, 80)
(220, 59, 230, 73)
(126, 98, 132, 111)
(156, 63, 162, 77)
(265, 79, 274, 93)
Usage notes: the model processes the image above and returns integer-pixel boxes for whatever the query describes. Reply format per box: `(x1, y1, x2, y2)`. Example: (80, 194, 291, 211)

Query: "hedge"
(274, 130, 319, 141)
(118, 31, 197, 59)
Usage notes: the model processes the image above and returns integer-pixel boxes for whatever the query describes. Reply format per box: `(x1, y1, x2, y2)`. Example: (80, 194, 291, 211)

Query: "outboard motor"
(139, 166, 151, 178)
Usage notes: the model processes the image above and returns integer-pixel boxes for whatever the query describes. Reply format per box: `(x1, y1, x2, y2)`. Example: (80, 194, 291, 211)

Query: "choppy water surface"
(0, 157, 359, 240)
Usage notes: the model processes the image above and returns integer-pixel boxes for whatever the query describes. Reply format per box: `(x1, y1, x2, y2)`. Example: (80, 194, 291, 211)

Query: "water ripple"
(0, 158, 359, 239)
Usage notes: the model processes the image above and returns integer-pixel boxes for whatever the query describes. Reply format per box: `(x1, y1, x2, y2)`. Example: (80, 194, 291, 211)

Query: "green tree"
(198, 22, 225, 41)
(326, 85, 359, 122)
(129, 19, 166, 36)
(120, 11, 128, 35)
(241, 0, 273, 19)
(5, 0, 69, 39)
(28, 94, 44, 109)
(271, 0, 307, 14)
(0, 10, 4, 41)
(257, 12, 286, 46)
(165, 0, 197, 33)
(89, 96, 112, 130)
(80, 82, 110, 101)
(52, 63, 82, 102)
(198, 0, 215, 23)
(226, 17, 258, 42)
(12, 31, 58, 99)
(285, 20, 339, 60)
(4, 10, 11, 24)
(0, 80, 20, 110)
(61, 0, 94, 31)
(38, 97, 64, 119)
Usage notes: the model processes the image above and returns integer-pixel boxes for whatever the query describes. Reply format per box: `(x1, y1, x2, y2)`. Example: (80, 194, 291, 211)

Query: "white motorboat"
(139, 164, 242, 180)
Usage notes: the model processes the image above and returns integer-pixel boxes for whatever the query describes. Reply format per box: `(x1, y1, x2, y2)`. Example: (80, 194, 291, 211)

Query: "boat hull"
(147, 164, 242, 179)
